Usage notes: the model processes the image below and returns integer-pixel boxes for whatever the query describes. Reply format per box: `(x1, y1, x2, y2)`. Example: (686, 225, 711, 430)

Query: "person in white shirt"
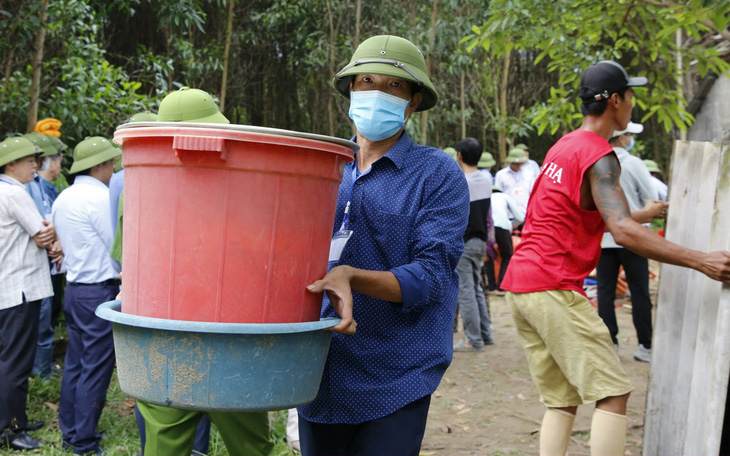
(643, 159, 668, 202)
(515, 143, 541, 178)
(494, 148, 536, 219)
(0, 137, 57, 451)
(52, 137, 121, 456)
(487, 185, 525, 293)
(596, 122, 667, 363)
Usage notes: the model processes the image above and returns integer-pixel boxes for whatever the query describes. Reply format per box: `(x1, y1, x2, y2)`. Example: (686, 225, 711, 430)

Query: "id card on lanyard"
(328, 165, 360, 263)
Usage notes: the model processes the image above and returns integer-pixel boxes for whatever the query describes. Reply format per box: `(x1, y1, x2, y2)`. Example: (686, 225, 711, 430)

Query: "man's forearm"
(347, 266, 403, 303)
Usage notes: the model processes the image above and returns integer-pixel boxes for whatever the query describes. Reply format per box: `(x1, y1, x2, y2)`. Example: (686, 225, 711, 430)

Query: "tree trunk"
(460, 71, 466, 138)
(421, 0, 439, 145)
(498, 49, 511, 165)
(676, 28, 687, 140)
(2, 47, 15, 96)
(353, 0, 361, 52)
(220, 0, 235, 112)
(326, 0, 336, 136)
(27, 0, 49, 133)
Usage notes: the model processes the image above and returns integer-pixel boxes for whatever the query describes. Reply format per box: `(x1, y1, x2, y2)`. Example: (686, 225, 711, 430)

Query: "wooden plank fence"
(644, 141, 730, 455)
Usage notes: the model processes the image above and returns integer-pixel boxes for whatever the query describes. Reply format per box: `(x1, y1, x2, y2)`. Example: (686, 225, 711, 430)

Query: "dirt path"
(422, 293, 652, 456)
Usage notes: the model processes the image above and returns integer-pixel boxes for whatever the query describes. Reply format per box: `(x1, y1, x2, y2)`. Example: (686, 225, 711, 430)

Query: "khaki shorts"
(506, 290, 632, 407)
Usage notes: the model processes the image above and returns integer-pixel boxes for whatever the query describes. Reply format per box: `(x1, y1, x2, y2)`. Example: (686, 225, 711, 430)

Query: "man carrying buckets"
(124, 88, 273, 456)
(301, 35, 470, 455)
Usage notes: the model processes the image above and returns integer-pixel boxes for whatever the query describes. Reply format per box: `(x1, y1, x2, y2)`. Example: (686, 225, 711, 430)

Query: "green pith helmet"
(129, 111, 158, 122)
(478, 152, 496, 168)
(333, 35, 438, 111)
(69, 136, 122, 174)
(0, 137, 39, 168)
(22, 132, 57, 157)
(506, 148, 528, 164)
(515, 143, 528, 151)
(46, 136, 68, 153)
(114, 145, 123, 172)
(443, 147, 457, 160)
(158, 87, 229, 124)
(644, 159, 661, 174)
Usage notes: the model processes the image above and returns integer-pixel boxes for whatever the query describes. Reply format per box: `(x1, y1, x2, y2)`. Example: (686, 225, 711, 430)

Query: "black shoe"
(0, 430, 42, 451)
(25, 421, 44, 431)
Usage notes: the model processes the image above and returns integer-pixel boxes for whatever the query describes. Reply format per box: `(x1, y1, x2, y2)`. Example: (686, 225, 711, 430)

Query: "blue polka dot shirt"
(298, 132, 469, 424)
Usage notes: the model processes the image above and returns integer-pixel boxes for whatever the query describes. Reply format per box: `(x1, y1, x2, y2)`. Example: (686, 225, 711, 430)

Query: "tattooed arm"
(587, 154, 730, 283)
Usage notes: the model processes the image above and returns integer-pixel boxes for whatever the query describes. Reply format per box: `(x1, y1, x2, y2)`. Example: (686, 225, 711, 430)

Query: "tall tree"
(26, 0, 48, 132)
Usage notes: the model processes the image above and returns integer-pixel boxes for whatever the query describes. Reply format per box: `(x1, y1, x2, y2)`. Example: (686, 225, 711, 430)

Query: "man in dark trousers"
(52, 137, 121, 455)
(300, 35, 469, 456)
(0, 136, 57, 451)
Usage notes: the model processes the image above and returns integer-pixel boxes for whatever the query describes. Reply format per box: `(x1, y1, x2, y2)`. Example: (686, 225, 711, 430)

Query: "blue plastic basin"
(96, 301, 337, 411)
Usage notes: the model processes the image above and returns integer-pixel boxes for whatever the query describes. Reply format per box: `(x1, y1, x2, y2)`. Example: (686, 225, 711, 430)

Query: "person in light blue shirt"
(109, 111, 157, 236)
(22, 132, 65, 380)
(299, 35, 469, 456)
(51, 136, 121, 456)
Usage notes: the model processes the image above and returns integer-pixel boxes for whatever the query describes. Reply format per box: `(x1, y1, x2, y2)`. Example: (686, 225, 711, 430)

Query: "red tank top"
(501, 129, 613, 295)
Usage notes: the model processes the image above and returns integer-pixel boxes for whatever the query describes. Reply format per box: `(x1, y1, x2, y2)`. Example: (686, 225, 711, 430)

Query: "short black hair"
(0, 164, 5, 174)
(455, 137, 482, 166)
(580, 87, 629, 116)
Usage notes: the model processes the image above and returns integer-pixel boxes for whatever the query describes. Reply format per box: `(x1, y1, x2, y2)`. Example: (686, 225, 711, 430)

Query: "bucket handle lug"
(173, 136, 227, 161)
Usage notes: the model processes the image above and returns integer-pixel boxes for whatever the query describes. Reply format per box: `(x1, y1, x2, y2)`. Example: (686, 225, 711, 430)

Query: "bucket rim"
(96, 300, 340, 334)
(115, 122, 356, 151)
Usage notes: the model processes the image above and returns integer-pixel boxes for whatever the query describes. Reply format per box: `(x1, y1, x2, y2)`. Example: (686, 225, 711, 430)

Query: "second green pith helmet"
(129, 111, 158, 122)
(506, 148, 528, 164)
(643, 159, 661, 174)
(333, 35, 438, 112)
(478, 152, 496, 168)
(69, 137, 122, 174)
(22, 132, 57, 157)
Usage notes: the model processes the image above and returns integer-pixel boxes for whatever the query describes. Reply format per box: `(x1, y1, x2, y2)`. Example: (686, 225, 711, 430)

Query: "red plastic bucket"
(113, 123, 354, 324)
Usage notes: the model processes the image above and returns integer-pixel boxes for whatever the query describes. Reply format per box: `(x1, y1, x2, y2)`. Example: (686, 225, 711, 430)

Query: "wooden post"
(644, 141, 730, 455)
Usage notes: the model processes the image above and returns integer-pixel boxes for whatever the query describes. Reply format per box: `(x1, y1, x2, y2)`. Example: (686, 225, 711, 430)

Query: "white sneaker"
(634, 344, 651, 363)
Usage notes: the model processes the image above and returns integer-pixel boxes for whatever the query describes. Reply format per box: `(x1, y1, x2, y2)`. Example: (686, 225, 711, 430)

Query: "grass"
(3, 333, 297, 456)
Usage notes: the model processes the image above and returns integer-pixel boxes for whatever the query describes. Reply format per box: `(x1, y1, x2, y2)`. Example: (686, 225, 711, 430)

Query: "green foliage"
(0, 0, 153, 144)
(2, 0, 730, 170)
(465, 0, 730, 136)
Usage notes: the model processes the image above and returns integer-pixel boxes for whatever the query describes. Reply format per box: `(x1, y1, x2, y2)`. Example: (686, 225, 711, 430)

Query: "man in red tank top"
(501, 60, 730, 456)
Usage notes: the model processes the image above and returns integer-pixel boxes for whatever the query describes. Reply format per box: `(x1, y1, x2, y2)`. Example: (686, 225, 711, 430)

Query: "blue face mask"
(348, 90, 409, 141)
(626, 136, 635, 152)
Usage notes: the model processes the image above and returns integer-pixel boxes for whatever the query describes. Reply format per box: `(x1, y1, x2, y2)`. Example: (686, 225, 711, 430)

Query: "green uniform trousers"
(137, 401, 273, 456)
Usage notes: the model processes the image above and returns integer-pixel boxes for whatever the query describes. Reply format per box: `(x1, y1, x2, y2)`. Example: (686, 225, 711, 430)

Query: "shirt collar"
(0, 174, 23, 187)
(73, 175, 108, 188)
(351, 131, 413, 171)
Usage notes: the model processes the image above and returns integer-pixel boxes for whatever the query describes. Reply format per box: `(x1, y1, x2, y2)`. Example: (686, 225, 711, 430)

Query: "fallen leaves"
(44, 402, 58, 413)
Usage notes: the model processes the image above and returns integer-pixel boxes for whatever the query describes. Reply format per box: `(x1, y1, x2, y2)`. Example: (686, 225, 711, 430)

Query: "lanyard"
(339, 164, 361, 231)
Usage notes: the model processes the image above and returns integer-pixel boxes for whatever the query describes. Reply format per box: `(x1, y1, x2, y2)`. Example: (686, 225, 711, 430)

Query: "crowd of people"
(2, 33, 730, 456)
